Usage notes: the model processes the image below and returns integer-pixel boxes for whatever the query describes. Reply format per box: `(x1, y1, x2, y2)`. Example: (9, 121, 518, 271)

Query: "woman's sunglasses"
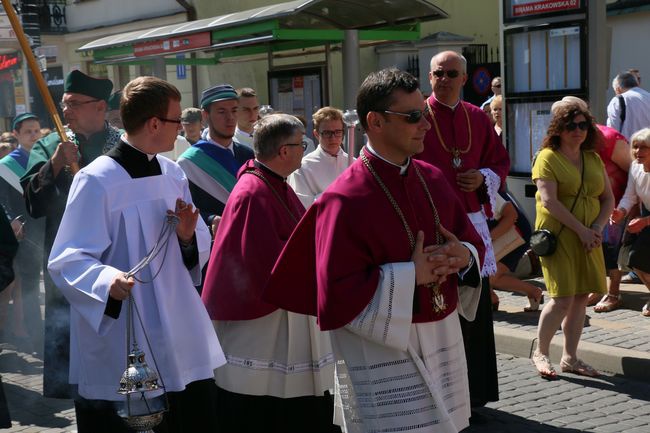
(566, 121, 589, 131)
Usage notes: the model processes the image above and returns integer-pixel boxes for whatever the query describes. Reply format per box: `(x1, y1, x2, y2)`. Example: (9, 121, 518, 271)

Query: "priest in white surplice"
(48, 77, 225, 432)
(288, 106, 351, 208)
(266, 68, 485, 433)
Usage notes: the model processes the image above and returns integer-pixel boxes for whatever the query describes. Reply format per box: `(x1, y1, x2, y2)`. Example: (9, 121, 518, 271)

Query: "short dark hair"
(615, 72, 639, 90)
(356, 68, 419, 130)
(237, 87, 257, 98)
(121, 76, 181, 134)
(253, 113, 304, 160)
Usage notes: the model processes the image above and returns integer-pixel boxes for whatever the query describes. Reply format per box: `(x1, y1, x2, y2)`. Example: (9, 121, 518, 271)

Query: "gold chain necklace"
(360, 152, 447, 313)
(426, 99, 472, 170)
(245, 169, 298, 223)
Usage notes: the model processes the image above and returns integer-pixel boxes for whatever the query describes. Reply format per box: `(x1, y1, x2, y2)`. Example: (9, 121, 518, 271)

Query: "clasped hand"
(579, 226, 602, 252)
(411, 226, 470, 286)
(456, 169, 484, 192)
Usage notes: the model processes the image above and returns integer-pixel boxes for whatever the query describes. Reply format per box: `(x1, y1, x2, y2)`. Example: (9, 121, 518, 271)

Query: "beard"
(209, 126, 234, 140)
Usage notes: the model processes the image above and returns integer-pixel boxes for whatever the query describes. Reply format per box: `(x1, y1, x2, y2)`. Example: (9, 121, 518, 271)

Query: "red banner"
(513, 0, 580, 17)
(134, 32, 210, 57)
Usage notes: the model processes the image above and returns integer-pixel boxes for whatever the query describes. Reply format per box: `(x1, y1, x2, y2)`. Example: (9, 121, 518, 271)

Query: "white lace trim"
(467, 212, 497, 277)
(479, 168, 500, 218)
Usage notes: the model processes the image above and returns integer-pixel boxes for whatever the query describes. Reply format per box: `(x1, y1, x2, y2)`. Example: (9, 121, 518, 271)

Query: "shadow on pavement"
(3, 381, 73, 429)
(464, 407, 584, 432)
(0, 351, 42, 376)
(560, 372, 650, 402)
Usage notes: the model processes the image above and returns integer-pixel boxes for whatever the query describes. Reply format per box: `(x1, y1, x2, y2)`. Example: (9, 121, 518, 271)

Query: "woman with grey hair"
(611, 128, 650, 316)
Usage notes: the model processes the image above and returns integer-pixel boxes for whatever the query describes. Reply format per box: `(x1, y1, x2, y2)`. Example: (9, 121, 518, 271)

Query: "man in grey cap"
(177, 84, 254, 237)
(21, 70, 121, 405)
(180, 107, 203, 145)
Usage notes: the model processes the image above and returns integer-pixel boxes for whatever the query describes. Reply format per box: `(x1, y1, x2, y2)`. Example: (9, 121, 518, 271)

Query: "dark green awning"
(78, 0, 447, 64)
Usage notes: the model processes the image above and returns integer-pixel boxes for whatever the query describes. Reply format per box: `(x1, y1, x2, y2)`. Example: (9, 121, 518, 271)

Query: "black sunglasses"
(382, 109, 425, 124)
(432, 69, 461, 79)
(566, 121, 589, 131)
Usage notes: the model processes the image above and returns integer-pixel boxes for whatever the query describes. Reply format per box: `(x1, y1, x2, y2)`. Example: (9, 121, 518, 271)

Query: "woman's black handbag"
(529, 229, 557, 257)
(530, 152, 584, 257)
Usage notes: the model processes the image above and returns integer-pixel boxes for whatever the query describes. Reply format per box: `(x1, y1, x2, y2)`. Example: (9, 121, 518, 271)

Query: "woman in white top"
(610, 127, 650, 316)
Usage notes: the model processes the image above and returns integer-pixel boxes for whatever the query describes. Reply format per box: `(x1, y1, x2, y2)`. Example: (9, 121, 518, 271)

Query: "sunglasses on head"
(432, 69, 461, 79)
(382, 109, 425, 124)
(566, 121, 589, 131)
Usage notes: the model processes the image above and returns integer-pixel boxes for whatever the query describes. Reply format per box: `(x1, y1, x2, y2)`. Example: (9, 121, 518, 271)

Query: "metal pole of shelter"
(152, 57, 167, 80)
(588, 1, 607, 124)
(343, 29, 361, 156)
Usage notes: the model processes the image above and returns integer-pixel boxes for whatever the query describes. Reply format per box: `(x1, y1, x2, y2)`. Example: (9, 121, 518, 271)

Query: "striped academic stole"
(0, 152, 27, 193)
(177, 140, 239, 205)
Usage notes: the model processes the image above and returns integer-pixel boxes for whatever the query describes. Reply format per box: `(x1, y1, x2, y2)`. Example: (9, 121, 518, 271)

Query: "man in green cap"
(20, 70, 121, 403)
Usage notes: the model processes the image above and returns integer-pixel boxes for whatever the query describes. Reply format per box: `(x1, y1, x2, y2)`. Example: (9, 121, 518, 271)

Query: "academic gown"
(21, 125, 121, 398)
(0, 148, 44, 349)
(265, 147, 485, 433)
(287, 145, 351, 209)
(417, 97, 509, 408)
(201, 160, 338, 433)
(177, 139, 254, 227)
(47, 141, 225, 432)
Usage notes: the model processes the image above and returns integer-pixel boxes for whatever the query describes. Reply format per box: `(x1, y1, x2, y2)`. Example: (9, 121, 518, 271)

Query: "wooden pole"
(1, 0, 79, 174)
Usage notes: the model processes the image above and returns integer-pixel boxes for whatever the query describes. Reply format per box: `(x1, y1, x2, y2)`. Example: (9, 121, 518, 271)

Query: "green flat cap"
(64, 70, 113, 101)
(11, 113, 39, 131)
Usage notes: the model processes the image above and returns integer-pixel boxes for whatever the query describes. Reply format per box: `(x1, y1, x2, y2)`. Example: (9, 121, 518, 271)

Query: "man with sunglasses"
(288, 106, 351, 208)
(21, 70, 121, 403)
(417, 50, 510, 416)
(266, 68, 484, 433)
(202, 113, 338, 432)
(177, 84, 254, 238)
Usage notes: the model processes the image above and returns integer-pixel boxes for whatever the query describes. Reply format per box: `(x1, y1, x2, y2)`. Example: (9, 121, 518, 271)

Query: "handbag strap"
(557, 151, 585, 238)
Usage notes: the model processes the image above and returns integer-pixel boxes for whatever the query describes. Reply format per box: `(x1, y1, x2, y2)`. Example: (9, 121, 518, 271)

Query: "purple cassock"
(202, 159, 305, 320)
(265, 148, 485, 330)
(418, 96, 510, 216)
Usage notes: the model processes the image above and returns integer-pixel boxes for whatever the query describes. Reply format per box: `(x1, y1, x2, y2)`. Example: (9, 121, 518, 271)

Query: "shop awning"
(78, 0, 448, 64)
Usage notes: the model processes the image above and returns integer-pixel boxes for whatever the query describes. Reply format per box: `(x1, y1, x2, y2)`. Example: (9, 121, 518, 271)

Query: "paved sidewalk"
(492, 280, 650, 380)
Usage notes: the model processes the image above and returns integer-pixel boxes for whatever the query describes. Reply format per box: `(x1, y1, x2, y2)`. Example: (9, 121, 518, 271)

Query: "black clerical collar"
(254, 160, 286, 181)
(106, 140, 162, 178)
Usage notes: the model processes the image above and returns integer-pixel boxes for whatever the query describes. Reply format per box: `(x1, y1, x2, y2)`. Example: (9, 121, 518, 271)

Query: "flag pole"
(1, 0, 79, 174)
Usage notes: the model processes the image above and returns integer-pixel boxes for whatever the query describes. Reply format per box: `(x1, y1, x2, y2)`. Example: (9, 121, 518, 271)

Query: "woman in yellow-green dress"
(531, 97, 614, 379)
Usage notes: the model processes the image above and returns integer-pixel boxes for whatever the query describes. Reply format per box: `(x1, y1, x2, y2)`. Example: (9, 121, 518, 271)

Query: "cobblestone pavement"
(2, 348, 650, 432)
(466, 353, 650, 433)
(493, 279, 650, 353)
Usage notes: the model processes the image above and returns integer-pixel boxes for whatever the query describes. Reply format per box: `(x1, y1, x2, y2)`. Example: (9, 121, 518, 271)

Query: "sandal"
(642, 301, 650, 317)
(560, 358, 599, 377)
(531, 351, 557, 380)
(594, 294, 621, 313)
(524, 293, 544, 312)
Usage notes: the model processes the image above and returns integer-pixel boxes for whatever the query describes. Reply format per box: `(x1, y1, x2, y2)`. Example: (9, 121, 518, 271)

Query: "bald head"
(429, 51, 468, 105)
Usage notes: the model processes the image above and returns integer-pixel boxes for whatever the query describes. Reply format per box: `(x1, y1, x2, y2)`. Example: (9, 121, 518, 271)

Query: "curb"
(494, 326, 650, 381)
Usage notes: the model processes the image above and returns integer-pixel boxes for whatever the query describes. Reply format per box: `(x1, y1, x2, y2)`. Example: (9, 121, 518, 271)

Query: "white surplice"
(48, 155, 225, 401)
(288, 145, 351, 209)
(331, 245, 482, 433)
